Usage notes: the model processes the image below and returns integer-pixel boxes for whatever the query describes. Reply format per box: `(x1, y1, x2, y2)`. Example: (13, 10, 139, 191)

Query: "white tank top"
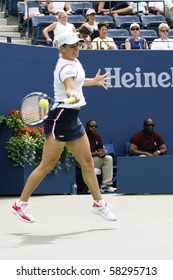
(54, 22, 74, 40)
(51, 2, 65, 14)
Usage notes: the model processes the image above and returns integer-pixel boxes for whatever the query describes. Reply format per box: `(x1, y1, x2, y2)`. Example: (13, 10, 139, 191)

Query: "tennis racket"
(20, 92, 76, 126)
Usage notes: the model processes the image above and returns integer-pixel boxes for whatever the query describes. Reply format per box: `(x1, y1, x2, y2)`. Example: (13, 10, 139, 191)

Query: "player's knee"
(40, 160, 57, 173)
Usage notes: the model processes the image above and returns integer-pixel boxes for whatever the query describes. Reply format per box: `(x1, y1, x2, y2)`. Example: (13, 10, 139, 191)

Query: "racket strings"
(21, 95, 49, 125)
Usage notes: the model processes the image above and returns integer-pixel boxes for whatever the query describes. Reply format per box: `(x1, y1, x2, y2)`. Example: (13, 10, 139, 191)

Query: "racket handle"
(63, 97, 76, 104)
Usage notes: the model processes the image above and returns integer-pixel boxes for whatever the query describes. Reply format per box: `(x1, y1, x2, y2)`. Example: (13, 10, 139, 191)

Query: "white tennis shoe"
(91, 202, 117, 221)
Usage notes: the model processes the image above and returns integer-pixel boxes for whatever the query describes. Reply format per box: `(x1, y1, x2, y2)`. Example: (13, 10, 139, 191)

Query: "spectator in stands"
(84, 9, 98, 31)
(150, 22, 173, 50)
(78, 25, 92, 49)
(130, 1, 149, 14)
(83, 9, 99, 40)
(47, 1, 72, 15)
(42, 11, 76, 47)
(23, 0, 44, 38)
(148, 0, 173, 23)
(92, 22, 118, 50)
(129, 117, 167, 156)
(125, 23, 148, 49)
(24, 0, 44, 20)
(39, 0, 50, 15)
(98, 1, 133, 17)
(86, 120, 116, 193)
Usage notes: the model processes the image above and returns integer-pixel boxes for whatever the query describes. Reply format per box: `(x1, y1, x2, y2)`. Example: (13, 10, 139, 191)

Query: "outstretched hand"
(94, 69, 111, 90)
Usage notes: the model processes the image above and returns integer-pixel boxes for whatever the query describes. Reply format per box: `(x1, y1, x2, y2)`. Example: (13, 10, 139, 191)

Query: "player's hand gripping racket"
(20, 92, 75, 126)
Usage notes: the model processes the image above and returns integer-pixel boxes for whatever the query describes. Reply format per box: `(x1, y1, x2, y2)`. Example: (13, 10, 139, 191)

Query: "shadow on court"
(9, 228, 115, 246)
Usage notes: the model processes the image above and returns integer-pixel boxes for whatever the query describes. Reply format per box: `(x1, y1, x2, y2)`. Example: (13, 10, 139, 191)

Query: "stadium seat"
(8, 0, 19, 16)
(70, 2, 93, 16)
(113, 15, 142, 30)
(17, 1, 25, 32)
(95, 15, 116, 29)
(106, 29, 130, 48)
(31, 22, 54, 45)
(168, 29, 173, 38)
(125, 141, 130, 155)
(67, 15, 86, 28)
(140, 15, 166, 35)
(139, 29, 158, 45)
(107, 28, 129, 37)
(31, 15, 57, 45)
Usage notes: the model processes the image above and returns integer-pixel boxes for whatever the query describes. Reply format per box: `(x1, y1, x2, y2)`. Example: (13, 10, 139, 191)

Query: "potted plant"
(3, 109, 76, 175)
(0, 110, 77, 195)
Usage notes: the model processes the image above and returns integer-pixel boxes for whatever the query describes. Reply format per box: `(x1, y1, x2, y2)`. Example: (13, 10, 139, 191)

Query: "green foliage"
(0, 115, 5, 127)
(1, 110, 75, 175)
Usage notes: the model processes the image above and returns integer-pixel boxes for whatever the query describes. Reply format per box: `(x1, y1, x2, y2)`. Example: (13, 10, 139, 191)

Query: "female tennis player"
(11, 32, 117, 222)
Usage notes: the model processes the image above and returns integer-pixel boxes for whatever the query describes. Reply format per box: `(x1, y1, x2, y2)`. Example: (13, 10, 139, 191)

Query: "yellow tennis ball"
(39, 98, 49, 109)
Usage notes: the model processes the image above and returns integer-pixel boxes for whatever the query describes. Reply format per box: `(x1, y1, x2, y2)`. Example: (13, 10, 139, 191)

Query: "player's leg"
(66, 134, 102, 200)
(20, 134, 65, 201)
(66, 134, 117, 221)
(11, 134, 65, 222)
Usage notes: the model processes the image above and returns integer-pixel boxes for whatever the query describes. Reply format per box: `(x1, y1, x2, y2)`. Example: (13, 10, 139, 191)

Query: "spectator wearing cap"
(92, 22, 118, 50)
(84, 9, 98, 32)
(151, 22, 173, 50)
(83, 9, 99, 40)
(125, 23, 148, 49)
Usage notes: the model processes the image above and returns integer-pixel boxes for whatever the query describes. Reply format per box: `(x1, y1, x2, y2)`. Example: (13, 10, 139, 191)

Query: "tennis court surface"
(1, 193, 173, 260)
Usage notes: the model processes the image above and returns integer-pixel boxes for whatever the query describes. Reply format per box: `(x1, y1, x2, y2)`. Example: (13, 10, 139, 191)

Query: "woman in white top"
(24, 0, 44, 20)
(47, 1, 72, 15)
(11, 31, 117, 223)
(92, 22, 117, 50)
(84, 8, 98, 32)
(43, 11, 76, 46)
(151, 23, 173, 50)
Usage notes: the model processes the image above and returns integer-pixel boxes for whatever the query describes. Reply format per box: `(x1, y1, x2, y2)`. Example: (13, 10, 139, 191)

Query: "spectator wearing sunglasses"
(125, 23, 148, 49)
(151, 23, 173, 50)
(86, 120, 116, 193)
(78, 24, 92, 50)
(129, 118, 167, 156)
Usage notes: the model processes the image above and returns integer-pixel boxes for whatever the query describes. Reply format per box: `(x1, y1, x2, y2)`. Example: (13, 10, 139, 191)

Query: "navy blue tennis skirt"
(43, 108, 85, 142)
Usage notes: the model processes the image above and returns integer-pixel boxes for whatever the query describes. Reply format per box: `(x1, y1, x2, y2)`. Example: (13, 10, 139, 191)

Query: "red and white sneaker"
(91, 202, 117, 221)
(11, 201, 35, 223)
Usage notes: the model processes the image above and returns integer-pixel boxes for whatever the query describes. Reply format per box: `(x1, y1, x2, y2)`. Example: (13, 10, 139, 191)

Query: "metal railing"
(0, 0, 166, 43)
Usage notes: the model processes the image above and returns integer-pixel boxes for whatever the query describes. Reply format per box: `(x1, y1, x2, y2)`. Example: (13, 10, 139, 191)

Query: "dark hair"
(86, 120, 95, 127)
(98, 22, 109, 30)
(78, 25, 92, 36)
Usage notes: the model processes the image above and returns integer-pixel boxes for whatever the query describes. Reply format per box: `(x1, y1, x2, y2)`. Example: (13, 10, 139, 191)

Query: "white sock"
(94, 199, 105, 206)
(16, 199, 27, 206)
